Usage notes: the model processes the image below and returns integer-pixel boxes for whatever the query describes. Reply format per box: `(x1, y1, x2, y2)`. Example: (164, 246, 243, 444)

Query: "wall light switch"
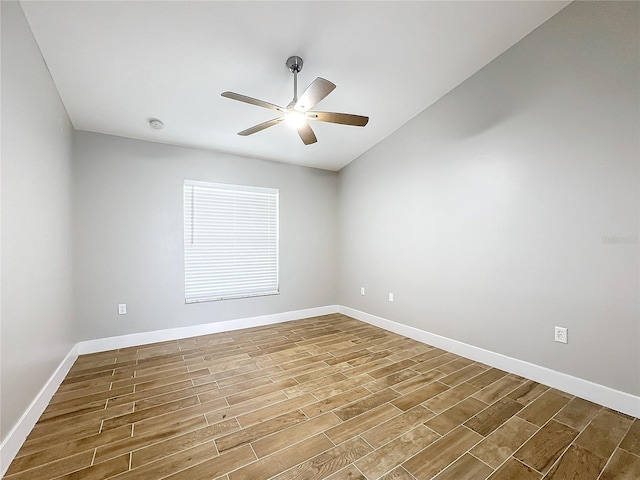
(118, 304, 127, 315)
(388, 293, 394, 302)
(360, 287, 365, 296)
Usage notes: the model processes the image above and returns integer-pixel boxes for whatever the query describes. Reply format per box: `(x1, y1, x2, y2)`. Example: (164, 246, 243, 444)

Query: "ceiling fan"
(222, 56, 369, 145)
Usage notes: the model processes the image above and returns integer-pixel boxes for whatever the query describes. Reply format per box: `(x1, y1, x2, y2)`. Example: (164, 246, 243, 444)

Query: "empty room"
(1, 1, 639, 479)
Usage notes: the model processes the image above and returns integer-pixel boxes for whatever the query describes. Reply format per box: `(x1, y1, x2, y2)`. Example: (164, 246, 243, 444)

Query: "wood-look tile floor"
(5, 314, 640, 480)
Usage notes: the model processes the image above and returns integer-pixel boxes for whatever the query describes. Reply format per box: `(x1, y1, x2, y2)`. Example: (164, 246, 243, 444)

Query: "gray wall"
(73, 132, 338, 340)
(1, 1, 76, 440)
(338, 1, 640, 396)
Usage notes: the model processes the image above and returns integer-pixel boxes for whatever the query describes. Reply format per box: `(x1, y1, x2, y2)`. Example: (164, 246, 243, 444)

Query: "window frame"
(183, 179, 280, 303)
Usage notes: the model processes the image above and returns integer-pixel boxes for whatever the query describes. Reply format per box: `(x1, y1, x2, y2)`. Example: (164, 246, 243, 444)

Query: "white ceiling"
(20, 1, 570, 171)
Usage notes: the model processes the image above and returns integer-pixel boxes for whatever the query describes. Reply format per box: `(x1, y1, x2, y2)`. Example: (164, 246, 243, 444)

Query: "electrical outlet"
(360, 287, 365, 296)
(555, 326, 567, 344)
(118, 304, 127, 315)
(388, 293, 394, 302)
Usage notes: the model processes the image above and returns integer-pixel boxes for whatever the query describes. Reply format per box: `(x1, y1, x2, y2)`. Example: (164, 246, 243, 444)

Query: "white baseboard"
(339, 306, 640, 418)
(77, 305, 340, 354)
(0, 345, 78, 478)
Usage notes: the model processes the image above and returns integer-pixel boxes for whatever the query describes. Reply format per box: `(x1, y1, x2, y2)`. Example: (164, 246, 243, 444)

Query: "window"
(184, 180, 279, 303)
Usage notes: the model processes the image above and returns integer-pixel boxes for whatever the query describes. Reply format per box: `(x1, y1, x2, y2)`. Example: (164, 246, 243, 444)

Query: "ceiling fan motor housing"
(286, 56, 303, 73)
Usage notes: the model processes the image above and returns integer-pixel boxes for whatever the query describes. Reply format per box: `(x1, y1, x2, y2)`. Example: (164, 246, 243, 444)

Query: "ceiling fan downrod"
(286, 56, 303, 106)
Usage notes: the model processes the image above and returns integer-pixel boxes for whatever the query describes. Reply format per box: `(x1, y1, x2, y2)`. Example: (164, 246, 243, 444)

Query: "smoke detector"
(149, 119, 164, 130)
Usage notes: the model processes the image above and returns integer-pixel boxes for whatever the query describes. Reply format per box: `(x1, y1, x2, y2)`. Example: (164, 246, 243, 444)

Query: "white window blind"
(184, 180, 279, 303)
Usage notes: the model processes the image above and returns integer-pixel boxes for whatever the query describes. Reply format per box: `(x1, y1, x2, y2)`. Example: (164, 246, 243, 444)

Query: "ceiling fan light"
(285, 110, 306, 129)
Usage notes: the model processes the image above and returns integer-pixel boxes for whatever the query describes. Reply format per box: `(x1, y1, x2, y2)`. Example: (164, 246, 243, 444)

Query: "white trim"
(339, 306, 640, 418)
(77, 305, 339, 354)
(0, 345, 78, 478)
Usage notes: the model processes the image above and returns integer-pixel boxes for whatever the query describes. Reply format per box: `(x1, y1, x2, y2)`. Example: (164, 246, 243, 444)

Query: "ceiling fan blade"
(238, 117, 284, 136)
(297, 122, 317, 145)
(295, 78, 336, 112)
(307, 111, 369, 127)
(222, 92, 285, 112)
